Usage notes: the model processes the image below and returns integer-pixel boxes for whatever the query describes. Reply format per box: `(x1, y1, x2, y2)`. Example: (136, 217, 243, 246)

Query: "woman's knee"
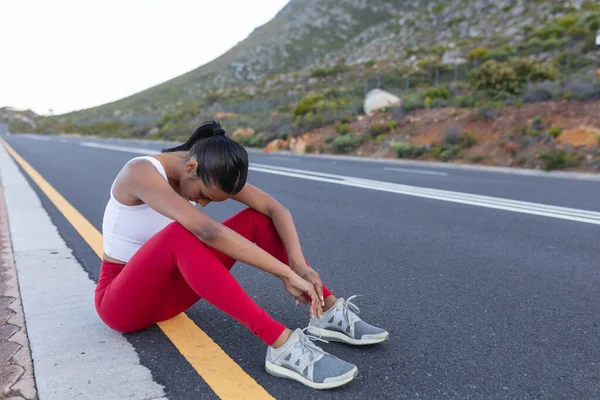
(237, 207, 274, 230)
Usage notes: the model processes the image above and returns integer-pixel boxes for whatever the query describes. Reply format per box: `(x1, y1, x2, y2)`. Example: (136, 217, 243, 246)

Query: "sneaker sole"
(307, 326, 389, 345)
(265, 360, 357, 389)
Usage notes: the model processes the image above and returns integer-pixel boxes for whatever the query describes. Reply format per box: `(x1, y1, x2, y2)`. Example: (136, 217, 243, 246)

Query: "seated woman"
(94, 120, 388, 390)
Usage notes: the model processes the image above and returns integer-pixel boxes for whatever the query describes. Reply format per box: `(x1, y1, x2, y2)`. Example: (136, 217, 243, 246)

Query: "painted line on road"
(0, 140, 166, 399)
(2, 139, 275, 400)
(383, 167, 448, 176)
(22, 134, 53, 141)
(79, 142, 600, 226)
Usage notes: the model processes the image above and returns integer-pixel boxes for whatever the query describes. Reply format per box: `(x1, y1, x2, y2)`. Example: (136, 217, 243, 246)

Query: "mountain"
(29, 0, 600, 129)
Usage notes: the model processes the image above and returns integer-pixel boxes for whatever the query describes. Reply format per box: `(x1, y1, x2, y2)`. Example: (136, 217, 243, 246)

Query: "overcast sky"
(0, 0, 289, 115)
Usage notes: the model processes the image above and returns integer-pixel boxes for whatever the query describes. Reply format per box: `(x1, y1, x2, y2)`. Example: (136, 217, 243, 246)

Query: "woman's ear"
(185, 160, 198, 175)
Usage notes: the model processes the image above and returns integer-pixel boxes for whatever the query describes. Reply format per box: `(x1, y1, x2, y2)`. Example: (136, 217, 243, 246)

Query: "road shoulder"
(0, 142, 166, 399)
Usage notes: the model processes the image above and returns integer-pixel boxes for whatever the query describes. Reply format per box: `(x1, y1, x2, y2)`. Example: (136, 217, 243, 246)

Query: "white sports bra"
(102, 155, 193, 263)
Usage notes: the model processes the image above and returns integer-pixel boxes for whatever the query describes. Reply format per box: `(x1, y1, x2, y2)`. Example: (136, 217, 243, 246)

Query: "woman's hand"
(282, 272, 323, 319)
(291, 261, 325, 308)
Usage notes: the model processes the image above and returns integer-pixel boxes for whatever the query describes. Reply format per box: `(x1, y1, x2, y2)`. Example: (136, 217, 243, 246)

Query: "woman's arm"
(123, 161, 323, 317)
(232, 184, 305, 265)
(232, 184, 325, 305)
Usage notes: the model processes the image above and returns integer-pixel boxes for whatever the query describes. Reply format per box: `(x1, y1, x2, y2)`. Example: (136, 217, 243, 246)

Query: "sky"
(0, 0, 290, 115)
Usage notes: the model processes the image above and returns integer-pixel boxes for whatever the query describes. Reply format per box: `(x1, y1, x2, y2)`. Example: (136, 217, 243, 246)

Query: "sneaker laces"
(294, 328, 329, 362)
(342, 295, 362, 325)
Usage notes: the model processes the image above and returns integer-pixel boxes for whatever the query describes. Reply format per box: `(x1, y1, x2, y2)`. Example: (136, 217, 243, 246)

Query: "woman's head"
(162, 120, 248, 206)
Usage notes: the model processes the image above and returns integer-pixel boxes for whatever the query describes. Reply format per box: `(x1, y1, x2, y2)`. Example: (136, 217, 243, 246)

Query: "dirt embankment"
(264, 101, 600, 173)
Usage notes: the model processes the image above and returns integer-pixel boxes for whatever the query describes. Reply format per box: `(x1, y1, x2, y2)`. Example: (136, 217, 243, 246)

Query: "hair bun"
(213, 127, 226, 136)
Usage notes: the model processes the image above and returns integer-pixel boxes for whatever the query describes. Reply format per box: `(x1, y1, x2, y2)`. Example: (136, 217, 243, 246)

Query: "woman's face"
(180, 161, 229, 207)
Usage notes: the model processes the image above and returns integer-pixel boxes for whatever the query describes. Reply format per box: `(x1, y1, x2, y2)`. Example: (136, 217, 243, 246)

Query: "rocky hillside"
(0, 108, 38, 133)
(9, 0, 600, 174)
(52, 0, 599, 122)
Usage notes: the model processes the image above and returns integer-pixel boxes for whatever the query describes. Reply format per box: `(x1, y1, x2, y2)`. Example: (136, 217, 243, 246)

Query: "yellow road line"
(1, 138, 275, 400)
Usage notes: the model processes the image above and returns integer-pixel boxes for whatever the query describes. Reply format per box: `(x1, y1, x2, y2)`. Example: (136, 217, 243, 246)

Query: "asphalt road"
(5, 134, 600, 399)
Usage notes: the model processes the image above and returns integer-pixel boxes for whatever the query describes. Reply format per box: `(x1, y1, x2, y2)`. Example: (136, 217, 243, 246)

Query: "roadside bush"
(515, 155, 527, 166)
(387, 120, 398, 130)
(305, 144, 314, 153)
(469, 60, 521, 94)
(469, 59, 558, 95)
(469, 155, 486, 163)
(439, 145, 462, 162)
(442, 125, 462, 145)
(425, 86, 451, 100)
(368, 123, 391, 137)
(335, 122, 351, 135)
(294, 94, 326, 117)
(392, 143, 427, 158)
(548, 126, 563, 138)
(452, 94, 478, 108)
(236, 135, 261, 148)
(293, 112, 325, 130)
(523, 81, 561, 103)
(324, 136, 335, 144)
(331, 134, 361, 153)
(538, 149, 577, 170)
(460, 132, 478, 148)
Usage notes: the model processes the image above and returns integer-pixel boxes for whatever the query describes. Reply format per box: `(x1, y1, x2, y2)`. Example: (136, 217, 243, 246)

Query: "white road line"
(383, 167, 448, 176)
(78, 142, 600, 226)
(0, 145, 166, 398)
(268, 156, 300, 162)
(22, 134, 53, 141)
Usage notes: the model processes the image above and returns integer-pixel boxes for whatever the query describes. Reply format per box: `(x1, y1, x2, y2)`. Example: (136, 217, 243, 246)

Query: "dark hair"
(162, 120, 248, 195)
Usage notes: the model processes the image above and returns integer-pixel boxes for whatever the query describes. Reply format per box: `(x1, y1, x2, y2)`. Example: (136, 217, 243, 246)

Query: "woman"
(94, 120, 388, 390)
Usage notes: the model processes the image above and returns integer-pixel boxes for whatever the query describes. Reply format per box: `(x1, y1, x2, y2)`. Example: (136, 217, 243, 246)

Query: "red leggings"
(94, 208, 333, 346)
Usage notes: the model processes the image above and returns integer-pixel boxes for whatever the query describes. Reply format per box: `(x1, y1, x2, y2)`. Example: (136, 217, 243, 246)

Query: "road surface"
(4, 134, 600, 399)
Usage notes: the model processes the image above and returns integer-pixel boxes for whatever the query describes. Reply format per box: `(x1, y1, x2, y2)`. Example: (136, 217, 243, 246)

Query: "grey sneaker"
(307, 295, 389, 345)
(265, 328, 358, 389)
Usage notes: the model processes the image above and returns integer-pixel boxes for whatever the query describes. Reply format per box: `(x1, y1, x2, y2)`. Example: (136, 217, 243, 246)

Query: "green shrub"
(468, 47, 490, 61)
(425, 86, 451, 100)
(324, 136, 335, 144)
(556, 15, 579, 30)
(294, 94, 325, 116)
(469, 155, 486, 163)
(432, 144, 462, 162)
(508, 58, 558, 85)
(548, 126, 563, 138)
(305, 144, 313, 153)
(442, 125, 461, 145)
(469, 59, 558, 95)
(335, 122, 351, 135)
(469, 60, 521, 94)
(515, 155, 527, 165)
(331, 134, 361, 153)
(309, 63, 349, 78)
(528, 129, 540, 137)
(278, 132, 289, 140)
(532, 23, 565, 40)
(531, 116, 543, 130)
(375, 134, 386, 144)
(460, 132, 478, 148)
(582, 1, 600, 11)
(453, 94, 477, 108)
(440, 145, 463, 162)
(392, 143, 427, 158)
(424, 97, 433, 108)
(236, 135, 261, 147)
(294, 112, 325, 130)
(368, 123, 391, 137)
(538, 149, 577, 171)
(387, 120, 398, 130)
